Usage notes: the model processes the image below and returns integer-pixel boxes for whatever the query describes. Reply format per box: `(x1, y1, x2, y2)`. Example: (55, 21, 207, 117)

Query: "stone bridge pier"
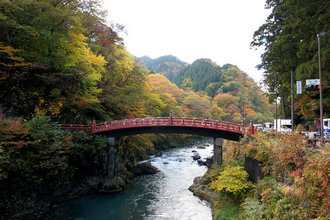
(213, 137, 223, 165)
(106, 137, 124, 178)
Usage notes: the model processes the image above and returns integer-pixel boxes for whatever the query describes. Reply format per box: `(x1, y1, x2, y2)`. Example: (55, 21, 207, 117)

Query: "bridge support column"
(214, 138, 223, 165)
(107, 137, 120, 178)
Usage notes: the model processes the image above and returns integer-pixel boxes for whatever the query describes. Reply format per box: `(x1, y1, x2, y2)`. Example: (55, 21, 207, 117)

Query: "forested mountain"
(140, 56, 273, 124)
(0, 0, 271, 126)
(173, 58, 223, 93)
(137, 55, 188, 81)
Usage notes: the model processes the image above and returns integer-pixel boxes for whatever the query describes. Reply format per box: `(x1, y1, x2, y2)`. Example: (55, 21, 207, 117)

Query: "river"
(49, 141, 213, 220)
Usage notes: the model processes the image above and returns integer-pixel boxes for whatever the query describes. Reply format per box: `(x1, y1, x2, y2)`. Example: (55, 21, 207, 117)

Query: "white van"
(274, 119, 292, 133)
(263, 123, 274, 132)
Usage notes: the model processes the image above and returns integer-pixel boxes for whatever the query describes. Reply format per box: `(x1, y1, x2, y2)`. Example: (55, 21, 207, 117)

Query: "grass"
(214, 193, 241, 220)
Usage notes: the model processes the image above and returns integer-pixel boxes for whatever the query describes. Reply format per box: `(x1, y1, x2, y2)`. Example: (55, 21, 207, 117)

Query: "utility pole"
(317, 32, 328, 146)
(291, 70, 294, 132)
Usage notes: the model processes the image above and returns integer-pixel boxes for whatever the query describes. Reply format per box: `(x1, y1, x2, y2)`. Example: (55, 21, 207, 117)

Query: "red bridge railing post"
(92, 119, 96, 133)
(169, 111, 174, 125)
(248, 120, 256, 134)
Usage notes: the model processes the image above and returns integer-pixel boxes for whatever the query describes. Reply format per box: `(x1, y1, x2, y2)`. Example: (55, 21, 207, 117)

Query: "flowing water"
(50, 141, 213, 220)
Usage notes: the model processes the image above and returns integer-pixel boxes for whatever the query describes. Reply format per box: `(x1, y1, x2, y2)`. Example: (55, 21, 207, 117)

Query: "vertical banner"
(297, 81, 302, 94)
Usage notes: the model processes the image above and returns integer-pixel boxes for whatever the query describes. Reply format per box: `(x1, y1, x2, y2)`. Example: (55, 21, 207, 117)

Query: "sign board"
(297, 81, 302, 94)
(280, 119, 291, 126)
(306, 79, 320, 85)
(275, 119, 291, 126)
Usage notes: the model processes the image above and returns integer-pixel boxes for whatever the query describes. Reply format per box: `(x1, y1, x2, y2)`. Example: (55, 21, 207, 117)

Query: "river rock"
(84, 176, 102, 190)
(101, 175, 126, 192)
(128, 162, 159, 176)
(197, 145, 206, 149)
(196, 156, 214, 167)
(197, 159, 206, 166)
(125, 171, 136, 181)
(192, 152, 201, 160)
(189, 174, 218, 204)
(205, 156, 214, 168)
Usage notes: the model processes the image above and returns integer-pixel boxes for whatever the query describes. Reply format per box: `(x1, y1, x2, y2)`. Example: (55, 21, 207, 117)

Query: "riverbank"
(13, 138, 210, 219)
(6, 161, 159, 220)
(189, 171, 218, 218)
(44, 141, 213, 219)
(0, 116, 208, 219)
(190, 133, 330, 219)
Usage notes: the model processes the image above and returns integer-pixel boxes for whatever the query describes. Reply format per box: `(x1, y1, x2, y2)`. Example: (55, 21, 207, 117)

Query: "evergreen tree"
(251, 0, 329, 120)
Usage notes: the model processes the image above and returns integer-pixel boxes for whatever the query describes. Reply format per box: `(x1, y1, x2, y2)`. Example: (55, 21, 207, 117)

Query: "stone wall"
(244, 157, 263, 183)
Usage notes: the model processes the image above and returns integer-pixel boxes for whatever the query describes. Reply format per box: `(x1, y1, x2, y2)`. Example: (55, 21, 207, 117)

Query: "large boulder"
(189, 174, 218, 204)
(197, 156, 214, 167)
(101, 175, 126, 192)
(128, 162, 159, 176)
(205, 156, 214, 167)
(192, 152, 201, 160)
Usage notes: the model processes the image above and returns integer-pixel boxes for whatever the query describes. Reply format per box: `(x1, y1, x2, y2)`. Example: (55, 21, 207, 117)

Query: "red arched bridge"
(59, 116, 256, 141)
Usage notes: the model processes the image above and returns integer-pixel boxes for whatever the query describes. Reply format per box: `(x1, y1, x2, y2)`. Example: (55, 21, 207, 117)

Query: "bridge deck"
(59, 117, 253, 136)
(92, 117, 247, 134)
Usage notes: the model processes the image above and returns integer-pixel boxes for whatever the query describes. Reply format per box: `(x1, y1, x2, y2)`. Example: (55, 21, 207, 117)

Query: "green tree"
(181, 77, 193, 90)
(173, 58, 224, 92)
(183, 93, 211, 118)
(205, 82, 222, 97)
(0, 0, 106, 121)
(209, 105, 227, 120)
(251, 0, 329, 120)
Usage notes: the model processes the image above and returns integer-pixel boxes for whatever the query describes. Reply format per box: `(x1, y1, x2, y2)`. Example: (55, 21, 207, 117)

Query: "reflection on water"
(50, 142, 213, 220)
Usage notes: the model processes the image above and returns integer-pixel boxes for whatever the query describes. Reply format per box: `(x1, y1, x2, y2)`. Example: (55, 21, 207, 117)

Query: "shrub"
(240, 197, 265, 219)
(210, 165, 254, 199)
(238, 133, 329, 219)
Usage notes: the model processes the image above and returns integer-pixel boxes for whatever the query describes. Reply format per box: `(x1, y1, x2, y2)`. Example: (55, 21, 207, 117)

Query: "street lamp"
(317, 32, 328, 146)
(274, 73, 280, 132)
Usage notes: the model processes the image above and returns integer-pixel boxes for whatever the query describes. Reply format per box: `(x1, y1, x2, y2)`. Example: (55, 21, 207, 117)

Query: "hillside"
(139, 56, 273, 124)
(173, 58, 224, 94)
(137, 55, 188, 81)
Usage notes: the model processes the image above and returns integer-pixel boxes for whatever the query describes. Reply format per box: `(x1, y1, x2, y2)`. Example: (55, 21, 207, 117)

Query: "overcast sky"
(103, 0, 270, 83)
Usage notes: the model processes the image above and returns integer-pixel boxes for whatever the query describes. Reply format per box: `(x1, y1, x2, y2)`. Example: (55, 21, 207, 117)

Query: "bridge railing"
(57, 124, 92, 131)
(171, 118, 246, 133)
(57, 117, 251, 135)
(92, 117, 247, 134)
(94, 117, 170, 131)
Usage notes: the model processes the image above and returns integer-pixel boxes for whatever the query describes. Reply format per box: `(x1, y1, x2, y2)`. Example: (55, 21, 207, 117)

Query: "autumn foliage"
(210, 165, 254, 197)
(238, 133, 330, 218)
